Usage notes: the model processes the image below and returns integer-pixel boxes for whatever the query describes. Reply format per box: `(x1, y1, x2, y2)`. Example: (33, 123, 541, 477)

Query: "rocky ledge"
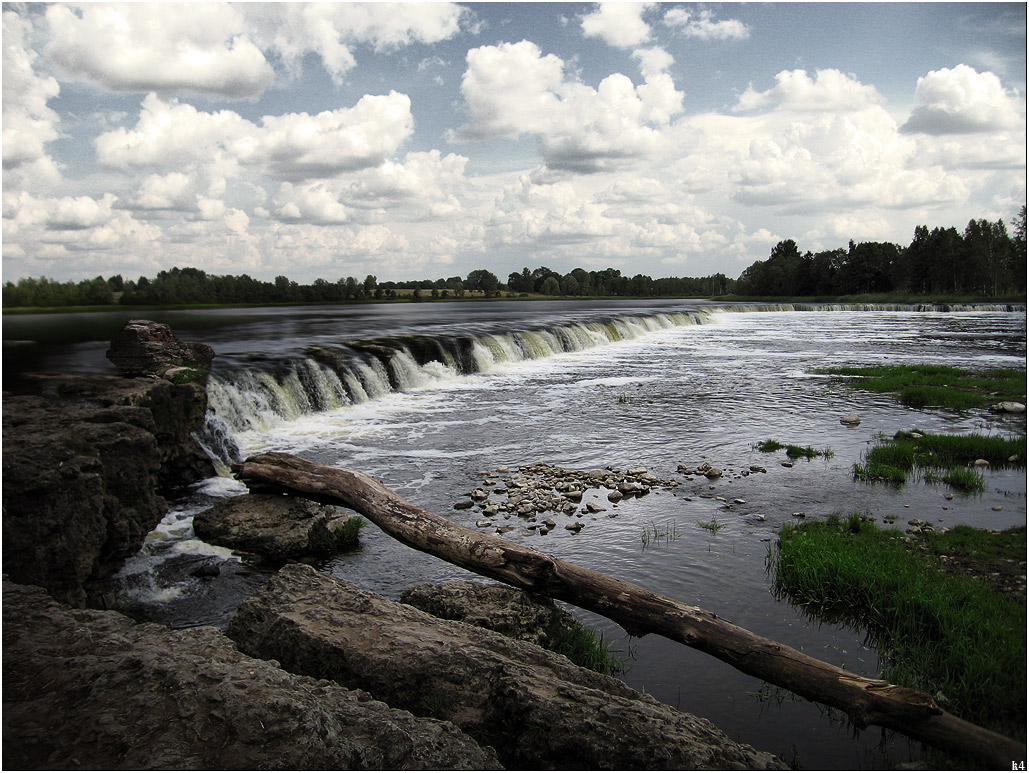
(227, 563, 787, 771)
(2, 577, 499, 771)
(2, 320, 215, 607)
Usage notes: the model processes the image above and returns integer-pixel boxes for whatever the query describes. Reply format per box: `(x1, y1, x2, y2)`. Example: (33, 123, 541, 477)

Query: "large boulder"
(1, 395, 166, 608)
(2, 578, 500, 771)
(106, 319, 214, 380)
(400, 580, 578, 649)
(53, 374, 215, 488)
(227, 564, 786, 771)
(193, 494, 363, 561)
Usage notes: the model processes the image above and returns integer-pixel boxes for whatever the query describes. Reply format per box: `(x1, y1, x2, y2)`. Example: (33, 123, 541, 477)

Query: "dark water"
(8, 301, 1026, 769)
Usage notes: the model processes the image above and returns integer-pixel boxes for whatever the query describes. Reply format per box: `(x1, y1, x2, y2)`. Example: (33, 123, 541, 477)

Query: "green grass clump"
(755, 439, 834, 459)
(853, 430, 1025, 491)
(551, 621, 624, 675)
(697, 517, 724, 533)
(332, 516, 365, 547)
(815, 364, 1026, 412)
(771, 516, 1026, 738)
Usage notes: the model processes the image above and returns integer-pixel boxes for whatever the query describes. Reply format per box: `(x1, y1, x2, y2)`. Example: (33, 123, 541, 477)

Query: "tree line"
(5, 208, 1024, 308)
(2, 264, 735, 308)
(735, 208, 1026, 297)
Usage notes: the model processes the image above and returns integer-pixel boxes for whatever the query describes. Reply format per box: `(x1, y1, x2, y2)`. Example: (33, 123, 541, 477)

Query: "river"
(7, 300, 1026, 768)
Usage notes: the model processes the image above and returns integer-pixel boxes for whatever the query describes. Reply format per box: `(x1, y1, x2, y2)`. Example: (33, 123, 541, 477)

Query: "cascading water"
(202, 307, 715, 462)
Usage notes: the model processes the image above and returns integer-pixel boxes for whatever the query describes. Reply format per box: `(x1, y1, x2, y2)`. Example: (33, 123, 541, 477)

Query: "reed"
(771, 516, 1026, 738)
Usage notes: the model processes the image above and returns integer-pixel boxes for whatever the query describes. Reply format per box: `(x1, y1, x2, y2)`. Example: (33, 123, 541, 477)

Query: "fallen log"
(233, 452, 1026, 768)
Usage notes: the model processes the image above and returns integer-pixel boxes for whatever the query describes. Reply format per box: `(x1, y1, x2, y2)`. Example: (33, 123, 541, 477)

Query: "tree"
(540, 276, 561, 295)
(363, 275, 377, 298)
(465, 269, 499, 297)
(560, 273, 580, 296)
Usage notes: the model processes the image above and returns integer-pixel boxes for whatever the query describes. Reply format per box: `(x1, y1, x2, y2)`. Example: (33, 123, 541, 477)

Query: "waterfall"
(200, 302, 1025, 465)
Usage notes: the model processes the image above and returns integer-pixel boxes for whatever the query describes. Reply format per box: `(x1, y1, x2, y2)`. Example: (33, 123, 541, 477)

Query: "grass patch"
(853, 430, 1025, 491)
(697, 517, 724, 533)
(551, 621, 625, 675)
(815, 364, 1026, 412)
(770, 515, 1026, 739)
(756, 439, 834, 459)
(331, 516, 365, 548)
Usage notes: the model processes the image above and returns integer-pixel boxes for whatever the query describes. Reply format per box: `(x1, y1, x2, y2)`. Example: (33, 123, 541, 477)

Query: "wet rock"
(704, 468, 723, 479)
(565, 522, 585, 532)
(3, 578, 498, 771)
(840, 414, 862, 426)
(970, 459, 991, 468)
(193, 494, 362, 561)
(607, 490, 624, 503)
(992, 401, 1026, 413)
(106, 319, 214, 380)
(454, 500, 475, 510)
(400, 580, 578, 648)
(2, 394, 166, 608)
(227, 564, 786, 771)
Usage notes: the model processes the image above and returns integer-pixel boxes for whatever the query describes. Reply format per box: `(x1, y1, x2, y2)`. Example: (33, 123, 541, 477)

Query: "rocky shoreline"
(3, 320, 788, 769)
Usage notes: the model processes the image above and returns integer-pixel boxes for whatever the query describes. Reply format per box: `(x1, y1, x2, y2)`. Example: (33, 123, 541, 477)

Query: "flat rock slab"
(193, 493, 361, 561)
(2, 578, 499, 771)
(227, 563, 786, 771)
(400, 580, 578, 648)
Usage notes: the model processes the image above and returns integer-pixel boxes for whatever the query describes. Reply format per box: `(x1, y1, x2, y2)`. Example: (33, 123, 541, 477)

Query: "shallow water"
(18, 301, 1023, 769)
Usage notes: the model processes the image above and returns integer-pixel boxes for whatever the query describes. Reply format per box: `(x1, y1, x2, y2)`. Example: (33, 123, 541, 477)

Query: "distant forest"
(4, 208, 1025, 309)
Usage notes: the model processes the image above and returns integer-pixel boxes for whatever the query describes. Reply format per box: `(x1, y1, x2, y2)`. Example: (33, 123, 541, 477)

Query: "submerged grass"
(640, 520, 680, 550)
(853, 430, 1025, 492)
(771, 516, 1026, 739)
(755, 439, 834, 459)
(815, 364, 1026, 412)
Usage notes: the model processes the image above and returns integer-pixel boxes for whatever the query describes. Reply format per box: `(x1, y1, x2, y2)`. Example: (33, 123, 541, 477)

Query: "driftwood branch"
(233, 452, 1025, 768)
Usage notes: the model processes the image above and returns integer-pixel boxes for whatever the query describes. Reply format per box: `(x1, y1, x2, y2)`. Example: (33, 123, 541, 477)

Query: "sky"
(2, 2, 1026, 285)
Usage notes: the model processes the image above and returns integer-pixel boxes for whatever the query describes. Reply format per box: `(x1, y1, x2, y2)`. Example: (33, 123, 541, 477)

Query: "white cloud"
(95, 91, 414, 183)
(580, 3, 653, 49)
(2, 10, 62, 191)
(271, 182, 350, 225)
(45, 3, 274, 99)
(662, 8, 749, 41)
(241, 3, 467, 85)
(260, 92, 414, 180)
(126, 173, 196, 211)
(901, 64, 1026, 135)
(735, 69, 883, 113)
(452, 41, 683, 173)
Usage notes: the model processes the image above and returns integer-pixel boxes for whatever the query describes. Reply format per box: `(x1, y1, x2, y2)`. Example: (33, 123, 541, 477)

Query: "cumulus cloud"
(2, 10, 62, 190)
(125, 173, 196, 212)
(735, 69, 883, 113)
(45, 3, 274, 99)
(452, 41, 683, 173)
(580, 3, 653, 48)
(241, 3, 467, 85)
(260, 92, 414, 180)
(662, 7, 749, 41)
(901, 64, 1026, 135)
(267, 150, 469, 226)
(95, 91, 414, 183)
